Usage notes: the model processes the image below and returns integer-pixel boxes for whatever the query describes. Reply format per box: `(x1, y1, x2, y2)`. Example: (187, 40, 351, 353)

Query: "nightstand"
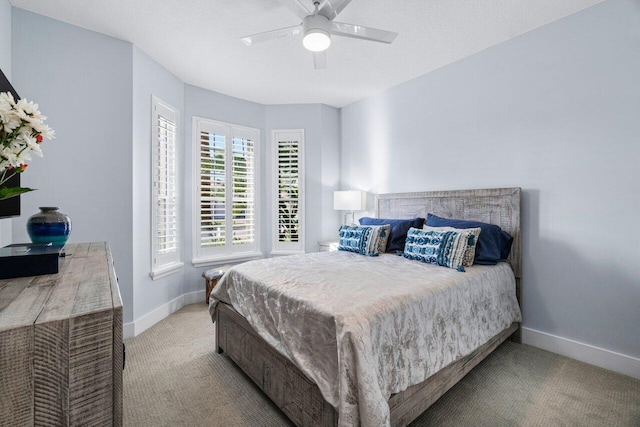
(318, 241, 339, 252)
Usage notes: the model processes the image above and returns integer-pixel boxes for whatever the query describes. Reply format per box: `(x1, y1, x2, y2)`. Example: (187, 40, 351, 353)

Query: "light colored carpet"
(124, 303, 640, 427)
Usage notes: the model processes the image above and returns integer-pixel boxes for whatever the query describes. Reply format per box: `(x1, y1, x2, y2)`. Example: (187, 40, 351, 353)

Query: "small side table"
(203, 269, 226, 304)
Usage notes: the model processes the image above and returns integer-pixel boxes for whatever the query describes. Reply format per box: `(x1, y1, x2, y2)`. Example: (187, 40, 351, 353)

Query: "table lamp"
(333, 190, 366, 225)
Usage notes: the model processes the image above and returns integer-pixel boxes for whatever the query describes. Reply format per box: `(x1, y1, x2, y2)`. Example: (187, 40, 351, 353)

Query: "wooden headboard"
(375, 187, 521, 279)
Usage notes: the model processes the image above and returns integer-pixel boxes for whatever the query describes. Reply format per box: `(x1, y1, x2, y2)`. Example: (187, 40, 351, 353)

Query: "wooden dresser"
(0, 242, 123, 426)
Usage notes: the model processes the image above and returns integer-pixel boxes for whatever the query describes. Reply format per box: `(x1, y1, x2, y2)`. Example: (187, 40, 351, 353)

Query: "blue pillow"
(426, 213, 513, 265)
(359, 217, 425, 253)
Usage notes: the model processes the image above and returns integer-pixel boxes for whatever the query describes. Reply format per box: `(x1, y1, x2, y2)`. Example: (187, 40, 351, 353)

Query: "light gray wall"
(0, 0, 11, 247)
(319, 105, 341, 241)
(0, 0, 9, 75)
(265, 104, 341, 252)
(341, 0, 640, 358)
(132, 46, 185, 321)
(11, 8, 135, 322)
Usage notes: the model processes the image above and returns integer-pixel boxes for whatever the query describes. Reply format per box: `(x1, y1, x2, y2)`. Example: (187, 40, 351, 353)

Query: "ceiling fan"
(240, 0, 399, 69)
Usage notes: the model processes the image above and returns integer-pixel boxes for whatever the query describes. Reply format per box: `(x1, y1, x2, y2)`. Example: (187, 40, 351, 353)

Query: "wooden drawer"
(216, 303, 337, 427)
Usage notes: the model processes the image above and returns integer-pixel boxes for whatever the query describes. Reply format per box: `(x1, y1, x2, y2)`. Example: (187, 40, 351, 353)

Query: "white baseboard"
(123, 290, 203, 339)
(183, 290, 203, 306)
(522, 327, 640, 380)
(123, 322, 135, 339)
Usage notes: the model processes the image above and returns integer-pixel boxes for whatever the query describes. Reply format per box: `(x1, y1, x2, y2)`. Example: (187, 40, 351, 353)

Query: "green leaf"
(0, 187, 36, 201)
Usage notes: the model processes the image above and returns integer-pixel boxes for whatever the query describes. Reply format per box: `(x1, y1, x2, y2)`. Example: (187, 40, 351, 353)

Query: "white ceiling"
(11, 0, 603, 108)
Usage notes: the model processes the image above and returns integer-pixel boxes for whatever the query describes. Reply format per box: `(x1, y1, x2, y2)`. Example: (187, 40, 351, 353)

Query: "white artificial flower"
(18, 99, 39, 116)
(0, 99, 11, 113)
(24, 110, 46, 127)
(0, 110, 10, 127)
(10, 137, 25, 150)
(17, 150, 31, 163)
(21, 132, 39, 148)
(39, 124, 55, 139)
(28, 143, 43, 158)
(2, 110, 22, 133)
(13, 100, 29, 120)
(25, 116, 44, 128)
(1, 92, 54, 175)
(0, 91, 15, 108)
(1, 147, 19, 167)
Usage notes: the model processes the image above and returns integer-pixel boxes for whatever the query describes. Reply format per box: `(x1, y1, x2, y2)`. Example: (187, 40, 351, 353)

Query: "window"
(272, 129, 305, 254)
(192, 118, 260, 265)
(151, 96, 182, 279)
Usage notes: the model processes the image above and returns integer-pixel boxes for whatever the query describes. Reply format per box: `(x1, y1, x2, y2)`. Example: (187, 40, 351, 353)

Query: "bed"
(209, 187, 522, 427)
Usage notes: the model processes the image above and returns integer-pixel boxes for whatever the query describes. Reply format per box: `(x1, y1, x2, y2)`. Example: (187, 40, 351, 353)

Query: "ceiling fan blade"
(313, 51, 327, 69)
(279, 0, 314, 20)
(318, 0, 352, 20)
(241, 25, 302, 46)
(330, 22, 398, 44)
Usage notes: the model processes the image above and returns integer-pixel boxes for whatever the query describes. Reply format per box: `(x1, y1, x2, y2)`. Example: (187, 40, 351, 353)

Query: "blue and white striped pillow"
(338, 225, 388, 256)
(402, 227, 470, 271)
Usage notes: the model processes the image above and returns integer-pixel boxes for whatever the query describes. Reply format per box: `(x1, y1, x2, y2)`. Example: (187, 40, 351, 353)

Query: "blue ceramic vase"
(27, 207, 72, 246)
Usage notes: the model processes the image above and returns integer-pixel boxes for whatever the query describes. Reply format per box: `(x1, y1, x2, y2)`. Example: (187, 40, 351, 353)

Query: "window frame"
(191, 117, 261, 267)
(271, 129, 305, 255)
(150, 95, 183, 280)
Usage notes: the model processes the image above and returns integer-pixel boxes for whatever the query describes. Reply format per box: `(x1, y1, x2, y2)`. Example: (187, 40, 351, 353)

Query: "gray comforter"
(209, 251, 522, 426)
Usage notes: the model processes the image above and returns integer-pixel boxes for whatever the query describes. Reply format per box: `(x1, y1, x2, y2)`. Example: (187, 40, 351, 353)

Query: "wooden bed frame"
(215, 187, 521, 427)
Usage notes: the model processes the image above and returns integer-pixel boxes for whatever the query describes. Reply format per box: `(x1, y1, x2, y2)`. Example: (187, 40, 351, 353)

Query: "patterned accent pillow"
(376, 224, 391, 254)
(423, 225, 481, 267)
(403, 227, 470, 271)
(338, 225, 387, 256)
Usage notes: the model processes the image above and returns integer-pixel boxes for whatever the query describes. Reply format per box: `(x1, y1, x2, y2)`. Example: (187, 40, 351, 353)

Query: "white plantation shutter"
(199, 128, 226, 248)
(272, 130, 305, 254)
(151, 96, 182, 278)
(277, 141, 300, 242)
(232, 135, 256, 245)
(193, 118, 260, 264)
(156, 115, 178, 252)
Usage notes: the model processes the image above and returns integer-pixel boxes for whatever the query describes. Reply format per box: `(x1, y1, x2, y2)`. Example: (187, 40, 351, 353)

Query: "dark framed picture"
(0, 68, 21, 218)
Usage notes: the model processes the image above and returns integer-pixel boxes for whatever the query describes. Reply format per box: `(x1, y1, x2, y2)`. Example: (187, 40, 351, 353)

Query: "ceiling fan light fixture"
(240, 0, 399, 69)
(303, 29, 331, 52)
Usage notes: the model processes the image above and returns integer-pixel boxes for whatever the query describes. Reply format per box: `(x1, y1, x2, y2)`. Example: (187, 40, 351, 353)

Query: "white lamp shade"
(334, 190, 366, 211)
